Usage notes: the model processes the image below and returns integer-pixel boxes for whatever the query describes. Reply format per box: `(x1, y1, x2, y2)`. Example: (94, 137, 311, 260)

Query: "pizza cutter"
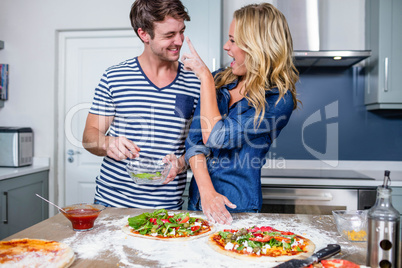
(273, 244, 341, 268)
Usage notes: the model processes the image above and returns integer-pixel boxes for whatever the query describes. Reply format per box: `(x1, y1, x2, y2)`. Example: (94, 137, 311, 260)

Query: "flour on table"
(61, 212, 338, 268)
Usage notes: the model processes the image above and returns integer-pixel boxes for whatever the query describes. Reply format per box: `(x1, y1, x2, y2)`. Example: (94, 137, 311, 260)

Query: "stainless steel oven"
(260, 186, 377, 215)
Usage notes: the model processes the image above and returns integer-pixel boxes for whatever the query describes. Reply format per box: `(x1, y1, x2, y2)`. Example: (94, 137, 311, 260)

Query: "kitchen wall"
(0, 0, 134, 204)
(0, 0, 401, 206)
(270, 66, 402, 161)
(222, 0, 402, 162)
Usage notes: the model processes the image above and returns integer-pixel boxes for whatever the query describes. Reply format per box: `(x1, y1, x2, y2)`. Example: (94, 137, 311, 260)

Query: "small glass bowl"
(126, 158, 172, 185)
(332, 210, 368, 242)
(60, 203, 105, 231)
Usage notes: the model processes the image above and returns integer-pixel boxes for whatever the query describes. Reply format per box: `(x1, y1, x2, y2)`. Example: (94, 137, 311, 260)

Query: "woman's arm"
(182, 37, 221, 143)
(188, 154, 236, 224)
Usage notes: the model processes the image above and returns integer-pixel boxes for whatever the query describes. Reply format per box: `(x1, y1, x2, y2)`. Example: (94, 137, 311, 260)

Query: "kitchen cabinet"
(0, 170, 49, 239)
(365, 0, 402, 110)
(391, 186, 402, 240)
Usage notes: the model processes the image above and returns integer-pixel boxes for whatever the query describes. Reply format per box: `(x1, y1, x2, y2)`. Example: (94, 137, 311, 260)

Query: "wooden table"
(2, 208, 367, 267)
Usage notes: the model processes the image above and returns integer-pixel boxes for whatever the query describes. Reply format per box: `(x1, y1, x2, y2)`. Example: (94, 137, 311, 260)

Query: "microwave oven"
(0, 127, 33, 167)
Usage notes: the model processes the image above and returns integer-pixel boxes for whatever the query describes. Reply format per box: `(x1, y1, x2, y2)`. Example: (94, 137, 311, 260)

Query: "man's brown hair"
(130, 0, 190, 40)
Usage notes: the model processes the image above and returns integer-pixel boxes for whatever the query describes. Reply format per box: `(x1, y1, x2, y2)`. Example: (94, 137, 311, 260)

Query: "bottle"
(367, 170, 400, 268)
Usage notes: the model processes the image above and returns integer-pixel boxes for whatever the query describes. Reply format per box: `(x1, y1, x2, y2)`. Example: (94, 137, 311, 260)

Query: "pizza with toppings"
(122, 209, 213, 241)
(0, 238, 75, 267)
(208, 226, 315, 262)
(309, 259, 360, 268)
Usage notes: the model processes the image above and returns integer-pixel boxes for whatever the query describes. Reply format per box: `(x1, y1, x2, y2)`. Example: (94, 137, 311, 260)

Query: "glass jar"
(367, 186, 400, 268)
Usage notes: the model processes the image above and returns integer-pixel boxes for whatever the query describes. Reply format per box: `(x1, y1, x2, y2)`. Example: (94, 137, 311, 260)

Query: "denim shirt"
(185, 78, 294, 212)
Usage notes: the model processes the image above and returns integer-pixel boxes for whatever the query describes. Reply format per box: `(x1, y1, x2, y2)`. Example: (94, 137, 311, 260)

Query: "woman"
(182, 3, 299, 224)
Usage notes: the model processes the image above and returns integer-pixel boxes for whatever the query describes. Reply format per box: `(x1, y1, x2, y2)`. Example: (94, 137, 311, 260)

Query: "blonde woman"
(182, 3, 299, 224)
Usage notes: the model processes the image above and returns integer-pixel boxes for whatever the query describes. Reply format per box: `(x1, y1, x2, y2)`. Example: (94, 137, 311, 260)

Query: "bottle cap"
(382, 170, 391, 188)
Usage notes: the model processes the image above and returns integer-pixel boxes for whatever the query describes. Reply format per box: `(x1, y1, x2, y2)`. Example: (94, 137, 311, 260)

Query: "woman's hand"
(200, 191, 237, 225)
(181, 37, 211, 80)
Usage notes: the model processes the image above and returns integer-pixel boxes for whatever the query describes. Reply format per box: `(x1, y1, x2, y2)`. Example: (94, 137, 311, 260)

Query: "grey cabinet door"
(365, 0, 402, 110)
(0, 171, 49, 239)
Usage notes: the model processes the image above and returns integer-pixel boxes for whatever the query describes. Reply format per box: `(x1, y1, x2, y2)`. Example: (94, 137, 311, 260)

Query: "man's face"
(148, 16, 186, 62)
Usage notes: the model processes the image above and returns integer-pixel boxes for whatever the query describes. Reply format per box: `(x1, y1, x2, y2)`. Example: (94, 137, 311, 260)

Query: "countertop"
(260, 160, 402, 187)
(0, 157, 50, 181)
(2, 208, 368, 268)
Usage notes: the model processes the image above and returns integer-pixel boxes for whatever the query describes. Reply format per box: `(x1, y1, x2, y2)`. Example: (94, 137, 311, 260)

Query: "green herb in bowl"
(132, 172, 162, 180)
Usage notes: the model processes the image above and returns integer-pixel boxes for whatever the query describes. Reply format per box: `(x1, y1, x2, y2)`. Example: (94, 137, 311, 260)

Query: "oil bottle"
(367, 170, 400, 268)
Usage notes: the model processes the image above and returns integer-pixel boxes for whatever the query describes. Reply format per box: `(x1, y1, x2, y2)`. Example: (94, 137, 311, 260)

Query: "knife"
(273, 244, 341, 268)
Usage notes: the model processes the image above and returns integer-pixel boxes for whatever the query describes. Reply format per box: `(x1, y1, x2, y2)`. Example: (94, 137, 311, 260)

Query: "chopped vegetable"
(133, 172, 162, 179)
(127, 209, 209, 238)
(215, 226, 307, 255)
(179, 215, 190, 224)
(249, 235, 272, 242)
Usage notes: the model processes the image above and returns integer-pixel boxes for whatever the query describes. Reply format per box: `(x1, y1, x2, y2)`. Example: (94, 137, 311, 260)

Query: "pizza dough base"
(0, 238, 75, 268)
(122, 225, 214, 241)
(207, 233, 315, 262)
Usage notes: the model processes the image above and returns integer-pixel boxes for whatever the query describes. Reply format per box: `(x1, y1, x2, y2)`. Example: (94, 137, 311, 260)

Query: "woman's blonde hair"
(215, 3, 299, 128)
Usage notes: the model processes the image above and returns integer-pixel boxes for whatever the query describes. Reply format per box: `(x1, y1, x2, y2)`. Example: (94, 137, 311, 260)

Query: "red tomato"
(281, 231, 295, 236)
(223, 229, 238, 233)
(191, 226, 201, 232)
(321, 259, 360, 268)
(260, 226, 274, 232)
(249, 235, 272, 242)
(149, 218, 171, 224)
(179, 216, 189, 224)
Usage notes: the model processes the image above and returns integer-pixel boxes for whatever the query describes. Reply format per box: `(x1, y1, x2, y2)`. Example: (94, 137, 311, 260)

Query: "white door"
(58, 30, 142, 205)
(57, 0, 222, 206)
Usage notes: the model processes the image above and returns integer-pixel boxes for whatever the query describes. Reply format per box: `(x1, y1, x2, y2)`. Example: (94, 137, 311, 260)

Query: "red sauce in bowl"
(63, 208, 101, 230)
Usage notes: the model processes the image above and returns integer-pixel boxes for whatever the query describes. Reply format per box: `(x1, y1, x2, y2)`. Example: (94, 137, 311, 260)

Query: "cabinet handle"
(2, 192, 8, 224)
(384, 57, 389, 92)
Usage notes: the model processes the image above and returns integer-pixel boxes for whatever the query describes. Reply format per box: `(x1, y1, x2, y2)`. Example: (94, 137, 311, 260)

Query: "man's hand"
(162, 154, 188, 184)
(200, 191, 236, 225)
(105, 136, 140, 161)
(83, 114, 141, 161)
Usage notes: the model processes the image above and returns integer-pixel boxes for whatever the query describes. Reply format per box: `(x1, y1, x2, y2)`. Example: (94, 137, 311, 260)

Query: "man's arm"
(82, 113, 140, 161)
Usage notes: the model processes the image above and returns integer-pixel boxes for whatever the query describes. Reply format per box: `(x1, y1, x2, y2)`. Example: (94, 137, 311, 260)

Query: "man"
(82, 0, 200, 209)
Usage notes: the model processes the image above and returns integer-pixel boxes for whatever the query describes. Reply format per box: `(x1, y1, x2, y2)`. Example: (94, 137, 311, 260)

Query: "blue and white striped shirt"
(89, 57, 200, 209)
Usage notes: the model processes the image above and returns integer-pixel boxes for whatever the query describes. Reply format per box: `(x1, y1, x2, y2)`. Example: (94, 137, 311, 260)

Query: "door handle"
(67, 149, 81, 156)
(2, 192, 8, 224)
(262, 193, 333, 201)
(67, 149, 81, 163)
(384, 57, 389, 92)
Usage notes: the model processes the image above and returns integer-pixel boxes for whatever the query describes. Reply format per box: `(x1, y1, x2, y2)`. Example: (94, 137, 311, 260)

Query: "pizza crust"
(0, 238, 75, 268)
(122, 225, 214, 241)
(207, 232, 315, 262)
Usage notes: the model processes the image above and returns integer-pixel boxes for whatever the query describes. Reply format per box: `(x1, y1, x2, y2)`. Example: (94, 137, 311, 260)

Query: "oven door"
(261, 187, 375, 215)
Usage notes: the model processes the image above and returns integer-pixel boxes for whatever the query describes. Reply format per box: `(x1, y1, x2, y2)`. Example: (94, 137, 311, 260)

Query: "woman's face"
(223, 19, 247, 76)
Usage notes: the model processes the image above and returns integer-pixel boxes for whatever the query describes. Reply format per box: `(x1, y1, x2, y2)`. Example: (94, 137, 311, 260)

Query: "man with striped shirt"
(82, 0, 200, 209)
